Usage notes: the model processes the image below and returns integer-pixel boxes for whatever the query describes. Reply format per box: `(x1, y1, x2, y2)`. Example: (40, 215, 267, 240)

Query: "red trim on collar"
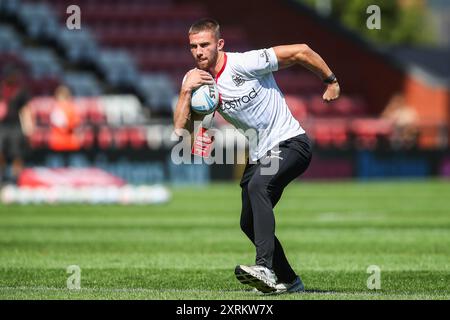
(215, 52, 227, 82)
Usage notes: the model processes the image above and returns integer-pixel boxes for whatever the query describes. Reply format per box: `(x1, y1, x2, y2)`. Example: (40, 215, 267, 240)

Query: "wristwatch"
(323, 73, 337, 84)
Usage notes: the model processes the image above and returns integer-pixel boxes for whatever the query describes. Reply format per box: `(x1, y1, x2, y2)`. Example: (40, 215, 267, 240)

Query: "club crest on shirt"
(232, 74, 245, 87)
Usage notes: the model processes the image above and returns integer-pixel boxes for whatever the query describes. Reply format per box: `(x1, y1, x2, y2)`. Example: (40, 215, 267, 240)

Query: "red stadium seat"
(128, 127, 147, 149)
(312, 122, 333, 147)
(113, 127, 129, 149)
(332, 95, 368, 117)
(79, 127, 94, 149)
(329, 120, 349, 148)
(98, 126, 113, 149)
(86, 100, 106, 125)
(284, 94, 308, 121)
(309, 95, 329, 117)
(309, 119, 349, 149)
(351, 118, 393, 149)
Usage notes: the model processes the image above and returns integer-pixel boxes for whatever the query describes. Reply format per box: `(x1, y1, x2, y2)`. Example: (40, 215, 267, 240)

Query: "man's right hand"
(182, 69, 215, 92)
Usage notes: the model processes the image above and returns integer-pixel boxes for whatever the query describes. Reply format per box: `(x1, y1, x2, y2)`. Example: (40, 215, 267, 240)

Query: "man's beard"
(197, 52, 218, 71)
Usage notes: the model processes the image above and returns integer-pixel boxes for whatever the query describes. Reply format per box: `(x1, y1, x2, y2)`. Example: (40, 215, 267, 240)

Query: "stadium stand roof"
(386, 46, 450, 87)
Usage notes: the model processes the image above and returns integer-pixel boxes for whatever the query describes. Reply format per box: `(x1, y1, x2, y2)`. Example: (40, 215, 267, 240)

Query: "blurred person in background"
(0, 64, 30, 184)
(381, 93, 419, 149)
(48, 85, 81, 152)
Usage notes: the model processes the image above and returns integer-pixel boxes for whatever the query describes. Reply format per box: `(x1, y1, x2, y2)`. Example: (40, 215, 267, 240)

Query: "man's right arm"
(173, 86, 194, 136)
(19, 103, 34, 136)
(273, 44, 340, 102)
(173, 69, 214, 136)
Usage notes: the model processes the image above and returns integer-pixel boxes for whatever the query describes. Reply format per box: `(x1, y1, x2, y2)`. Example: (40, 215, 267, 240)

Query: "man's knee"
(247, 175, 267, 196)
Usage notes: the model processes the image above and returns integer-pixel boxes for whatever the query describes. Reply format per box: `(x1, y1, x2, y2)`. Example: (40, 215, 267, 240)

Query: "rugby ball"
(191, 83, 219, 115)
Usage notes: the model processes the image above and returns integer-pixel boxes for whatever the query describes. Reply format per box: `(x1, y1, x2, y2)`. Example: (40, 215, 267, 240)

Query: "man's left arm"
(273, 44, 340, 102)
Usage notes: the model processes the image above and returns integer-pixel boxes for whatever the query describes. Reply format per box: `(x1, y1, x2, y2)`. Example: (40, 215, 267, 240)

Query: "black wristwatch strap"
(323, 73, 337, 84)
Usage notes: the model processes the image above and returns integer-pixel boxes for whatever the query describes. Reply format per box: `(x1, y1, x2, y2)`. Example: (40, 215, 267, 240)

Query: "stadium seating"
(16, 2, 59, 41)
(1, 0, 404, 151)
(27, 77, 61, 96)
(314, 119, 349, 149)
(79, 127, 95, 149)
(0, 21, 61, 96)
(0, 0, 20, 18)
(128, 126, 147, 149)
(0, 53, 28, 82)
(98, 126, 113, 149)
(137, 74, 176, 113)
(56, 28, 100, 65)
(350, 118, 393, 149)
(275, 71, 324, 95)
(98, 95, 144, 125)
(63, 72, 102, 97)
(25, 95, 153, 150)
(0, 24, 22, 53)
(96, 49, 140, 89)
(21, 48, 63, 78)
(3, 0, 177, 112)
(284, 94, 308, 121)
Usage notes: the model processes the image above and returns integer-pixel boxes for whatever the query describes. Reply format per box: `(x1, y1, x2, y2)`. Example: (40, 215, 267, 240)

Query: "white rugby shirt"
(214, 48, 305, 161)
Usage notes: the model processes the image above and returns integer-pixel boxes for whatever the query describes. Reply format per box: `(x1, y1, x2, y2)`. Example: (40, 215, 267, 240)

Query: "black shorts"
(240, 133, 312, 187)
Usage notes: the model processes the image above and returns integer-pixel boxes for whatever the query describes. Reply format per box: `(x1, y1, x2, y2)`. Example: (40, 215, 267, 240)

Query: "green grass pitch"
(0, 180, 449, 300)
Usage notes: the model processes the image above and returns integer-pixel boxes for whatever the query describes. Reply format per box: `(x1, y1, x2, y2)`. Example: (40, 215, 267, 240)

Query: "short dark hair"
(189, 18, 221, 39)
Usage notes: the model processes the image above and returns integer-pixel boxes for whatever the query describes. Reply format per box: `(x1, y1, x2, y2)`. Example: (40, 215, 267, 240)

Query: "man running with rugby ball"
(174, 18, 340, 294)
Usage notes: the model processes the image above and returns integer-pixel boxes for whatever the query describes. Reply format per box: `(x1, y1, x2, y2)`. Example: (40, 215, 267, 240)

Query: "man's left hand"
(323, 82, 340, 102)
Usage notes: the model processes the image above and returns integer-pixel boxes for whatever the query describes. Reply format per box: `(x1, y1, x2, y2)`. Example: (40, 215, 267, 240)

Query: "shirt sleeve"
(234, 48, 278, 78)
